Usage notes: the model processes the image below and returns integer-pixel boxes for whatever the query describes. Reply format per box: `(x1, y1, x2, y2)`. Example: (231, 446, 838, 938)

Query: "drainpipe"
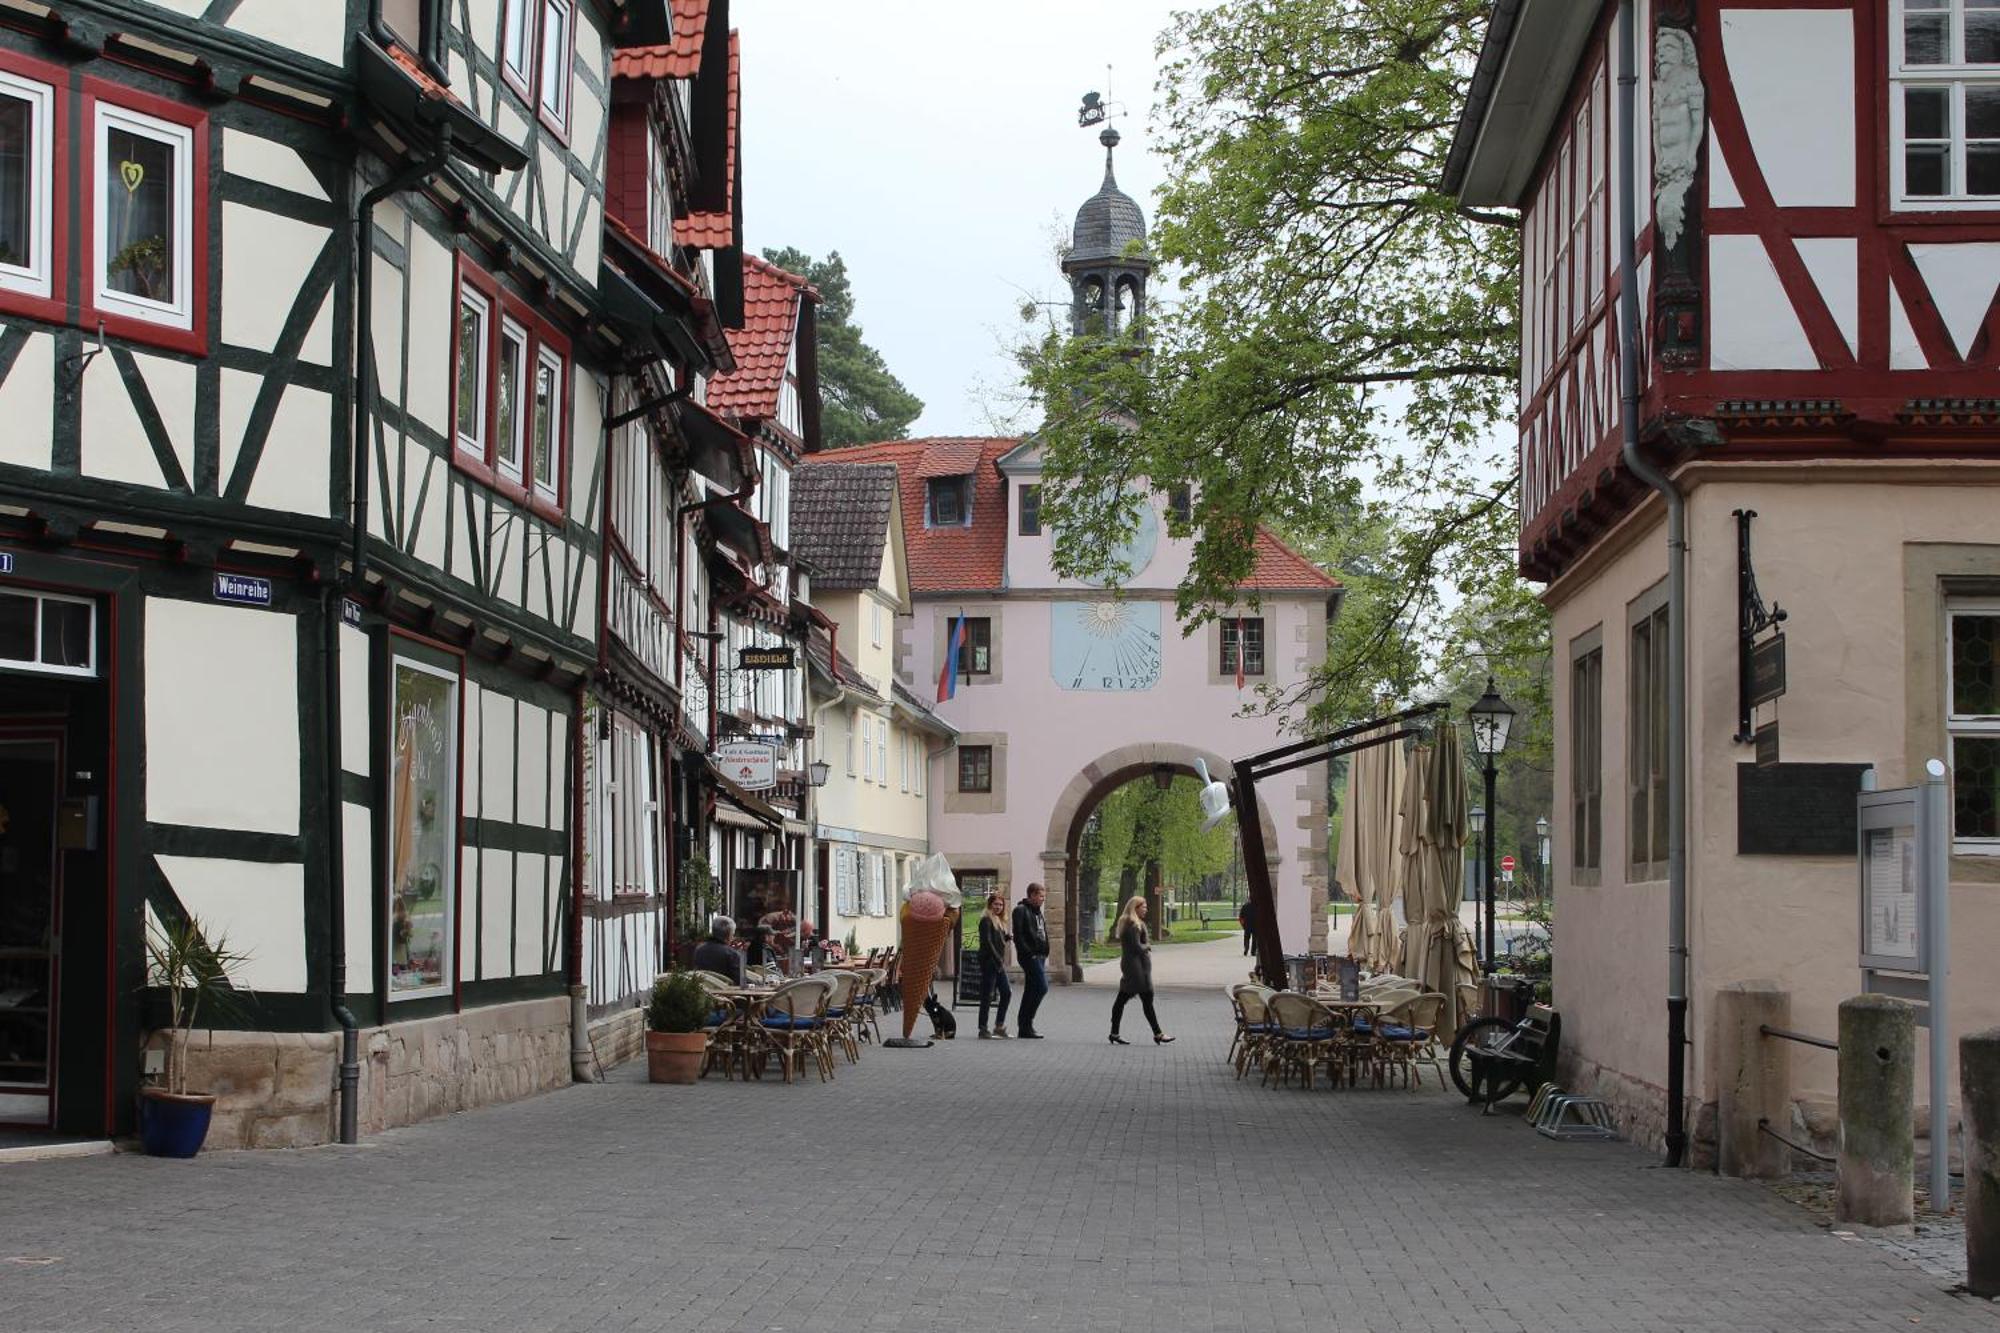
(1617, 0, 1690, 1167)
(324, 134, 453, 1145)
(570, 683, 593, 1083)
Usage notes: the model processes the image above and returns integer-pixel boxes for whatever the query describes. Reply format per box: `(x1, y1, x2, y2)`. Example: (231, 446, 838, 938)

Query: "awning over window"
(698, 496, 768, 567)
(598, 264, 710, 369)
(674, 399, 753, 493)
(354, 36, 526, 175)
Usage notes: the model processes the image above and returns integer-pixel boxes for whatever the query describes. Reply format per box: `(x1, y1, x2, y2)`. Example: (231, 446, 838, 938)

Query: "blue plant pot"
(138, 1090, 215, 1158)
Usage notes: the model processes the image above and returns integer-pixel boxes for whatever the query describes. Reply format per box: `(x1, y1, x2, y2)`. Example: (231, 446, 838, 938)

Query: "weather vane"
(1077, 64, 1126, 129)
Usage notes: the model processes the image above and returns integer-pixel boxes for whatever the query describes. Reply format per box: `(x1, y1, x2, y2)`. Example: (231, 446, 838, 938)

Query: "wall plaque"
(1737, 762, 1870, 855)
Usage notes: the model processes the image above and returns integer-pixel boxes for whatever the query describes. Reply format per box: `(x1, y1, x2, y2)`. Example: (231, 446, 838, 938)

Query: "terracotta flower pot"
(646, 1030, 706, 1084)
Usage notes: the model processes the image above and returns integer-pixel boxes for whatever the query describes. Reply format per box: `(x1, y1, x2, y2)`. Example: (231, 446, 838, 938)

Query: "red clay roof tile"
(611, 0, 709, 79)
(674, 29, 738, 250)
(708, 253, 815, 420)
(798, 437, 1341, 596)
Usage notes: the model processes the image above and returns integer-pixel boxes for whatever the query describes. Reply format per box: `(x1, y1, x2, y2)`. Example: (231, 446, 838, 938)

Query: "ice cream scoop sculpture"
(897, 888, 956, 1041)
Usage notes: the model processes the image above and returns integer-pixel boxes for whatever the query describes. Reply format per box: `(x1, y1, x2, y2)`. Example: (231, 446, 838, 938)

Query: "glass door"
(0, 734, 58, 1126)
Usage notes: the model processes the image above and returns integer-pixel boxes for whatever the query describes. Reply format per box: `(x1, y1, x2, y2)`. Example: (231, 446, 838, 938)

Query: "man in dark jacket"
(692, 914, 746, 986)
(1011, 883, 1051, 1038)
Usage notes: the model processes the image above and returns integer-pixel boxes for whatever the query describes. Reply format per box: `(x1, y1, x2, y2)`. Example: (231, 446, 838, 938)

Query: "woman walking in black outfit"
(1107, 895, 1174, 1045)
(976, 892, 1013, 1038)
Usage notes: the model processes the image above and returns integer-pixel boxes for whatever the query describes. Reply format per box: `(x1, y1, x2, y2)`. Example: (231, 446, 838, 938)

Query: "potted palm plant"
(140, 914, 251, 1157)
(645, 969, 710, 1084)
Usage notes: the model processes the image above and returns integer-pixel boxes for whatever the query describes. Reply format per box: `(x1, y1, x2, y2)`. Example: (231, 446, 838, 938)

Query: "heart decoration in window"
(119, 160, 145, 195)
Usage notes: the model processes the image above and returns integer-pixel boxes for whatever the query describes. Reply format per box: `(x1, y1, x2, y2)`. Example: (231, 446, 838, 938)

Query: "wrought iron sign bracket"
(1734, 508, 1788, 743)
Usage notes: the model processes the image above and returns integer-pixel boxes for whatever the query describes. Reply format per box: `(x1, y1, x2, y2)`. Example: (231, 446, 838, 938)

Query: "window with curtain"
(1628, 600, 1669, 877)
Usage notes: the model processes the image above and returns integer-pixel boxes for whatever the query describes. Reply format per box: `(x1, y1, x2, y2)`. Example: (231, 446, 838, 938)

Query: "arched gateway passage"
(1040, 743, 1282, 981)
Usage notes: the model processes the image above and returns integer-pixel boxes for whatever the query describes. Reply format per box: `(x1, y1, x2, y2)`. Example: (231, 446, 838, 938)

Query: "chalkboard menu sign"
(1737, 763, 1871, 855)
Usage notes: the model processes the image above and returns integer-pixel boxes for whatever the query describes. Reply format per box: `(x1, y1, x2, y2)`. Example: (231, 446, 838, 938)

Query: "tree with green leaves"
(761, 247, 924, 448)
(1017, 0, 1544, 732)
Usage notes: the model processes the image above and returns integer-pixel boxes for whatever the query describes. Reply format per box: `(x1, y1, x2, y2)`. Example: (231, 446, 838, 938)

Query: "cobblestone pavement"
(1, 987, 1994, 1333)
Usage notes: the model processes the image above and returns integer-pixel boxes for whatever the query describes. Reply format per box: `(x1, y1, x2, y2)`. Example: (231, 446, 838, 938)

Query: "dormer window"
(500, 0, 575, 139)
(927, 475, 971, 527)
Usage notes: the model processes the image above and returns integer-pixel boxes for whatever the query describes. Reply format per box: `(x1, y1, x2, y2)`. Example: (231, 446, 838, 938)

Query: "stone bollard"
(1836, 995, 1916, 1228)
(1965, 1028, 2000, 1298)
(1712, 980, 1792, 1179)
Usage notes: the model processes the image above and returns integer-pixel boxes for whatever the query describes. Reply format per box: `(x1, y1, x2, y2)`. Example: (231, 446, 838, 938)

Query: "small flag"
(937, 613, 967, 703)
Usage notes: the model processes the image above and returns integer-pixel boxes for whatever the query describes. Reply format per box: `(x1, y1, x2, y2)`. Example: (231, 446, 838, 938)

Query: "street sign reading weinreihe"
(213, 572, 273, 606)
(737, 647, 794, 670)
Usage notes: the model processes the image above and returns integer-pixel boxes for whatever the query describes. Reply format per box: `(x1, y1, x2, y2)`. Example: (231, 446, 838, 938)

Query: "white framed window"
(531, 344, 563, 501)
(93, 102, 194, 331)
(0, 588, 95, 677)
(844, 712, 856, 776)
(1948, 600, 2000, 850)
(913, 741, 923, 797)
(646, 124, 673, 255)
(870, 855, 887, 916)
(898, 728, 908, 793)
(859, 714, 873, 782)
(387, 655, 459, 999)
(0, 69, 53, 302)
(496, 318, 527, 480)
(870, 599, 884, 648)
(875, 716, 887, 787)
(538, 0, 573, 131)
(1892, 0, 2000, 205)
(454, 286, 490, 457)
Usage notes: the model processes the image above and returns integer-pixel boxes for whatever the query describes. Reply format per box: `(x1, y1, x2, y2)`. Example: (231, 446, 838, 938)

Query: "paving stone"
(0, 986, 1992, 1331)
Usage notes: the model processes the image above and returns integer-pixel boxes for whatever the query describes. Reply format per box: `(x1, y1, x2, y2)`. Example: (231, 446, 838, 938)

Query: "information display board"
(1856, 784, 1931, 974)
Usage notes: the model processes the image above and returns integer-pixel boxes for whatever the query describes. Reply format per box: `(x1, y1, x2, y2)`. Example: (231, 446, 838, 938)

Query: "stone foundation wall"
(164, 996, 573, 1150)
(1556, 1048, 1702, 1160)
(587, 1007, 646, 1072)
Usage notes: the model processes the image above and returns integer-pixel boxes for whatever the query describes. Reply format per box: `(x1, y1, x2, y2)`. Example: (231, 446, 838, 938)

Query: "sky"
(730, 1, 1197, 440)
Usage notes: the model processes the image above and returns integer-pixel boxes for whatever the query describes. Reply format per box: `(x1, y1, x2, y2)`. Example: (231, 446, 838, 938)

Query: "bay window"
(1893, 0, 2000, 204)
(452, 257, 569, 517)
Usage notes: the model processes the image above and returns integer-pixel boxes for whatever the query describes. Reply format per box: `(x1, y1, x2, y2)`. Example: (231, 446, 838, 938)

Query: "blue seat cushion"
(761, 1015, 821, 1031)
(1379, 1025, 1431, 1041)
(1244, 1022, 1274, 1034)
(1282, 1026, 1336, 1041)
(825, 1007, 847, 1018)
(1349, 1021, 1374, 1035)
(703, 1009, 732, 1027)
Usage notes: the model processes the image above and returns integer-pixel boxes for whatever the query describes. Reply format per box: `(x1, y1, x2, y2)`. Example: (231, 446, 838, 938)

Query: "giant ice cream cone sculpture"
(898, 890, 956, 1040)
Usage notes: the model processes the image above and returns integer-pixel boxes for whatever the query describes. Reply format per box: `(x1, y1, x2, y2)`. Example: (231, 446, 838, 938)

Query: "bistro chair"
(753, 977, 835, 1084)
(822, 969, 864, 1064)
(1264, 991, 1338, 1091)
(1226, 984, 1277, 1078)
(849, 968, 885, 1045)
(878, 949, 901, 1011)
(1377, 992, 1446, 1089)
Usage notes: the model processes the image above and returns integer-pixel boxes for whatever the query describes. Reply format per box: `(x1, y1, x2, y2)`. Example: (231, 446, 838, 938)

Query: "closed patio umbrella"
(1339, 728, 1406, 972)
(1399, 723, 1479, 1033)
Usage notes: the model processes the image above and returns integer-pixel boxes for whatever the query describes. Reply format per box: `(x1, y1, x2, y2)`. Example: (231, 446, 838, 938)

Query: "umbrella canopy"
(1398, 724, 1481, 1033)
(1338, 727, 1406, 972)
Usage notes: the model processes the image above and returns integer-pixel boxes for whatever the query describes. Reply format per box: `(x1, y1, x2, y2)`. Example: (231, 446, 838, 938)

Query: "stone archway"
(1039, 742, 1282, 982)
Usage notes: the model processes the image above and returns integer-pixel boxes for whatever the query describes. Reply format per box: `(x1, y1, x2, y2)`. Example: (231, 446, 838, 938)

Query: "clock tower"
(1063, 126, 1151, 339)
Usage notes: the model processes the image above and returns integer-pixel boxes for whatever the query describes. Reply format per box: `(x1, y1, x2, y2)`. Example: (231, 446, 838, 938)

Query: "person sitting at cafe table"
(693, 914, 746, 985)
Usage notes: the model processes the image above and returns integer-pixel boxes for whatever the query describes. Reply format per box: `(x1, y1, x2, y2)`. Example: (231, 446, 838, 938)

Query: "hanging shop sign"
(737, 646, 794, 670)
(1733, 509, 1788, 741)
(715, 740, 778, 791)
(213, 572, 273, 607)
(1754, 720, 1780, 769)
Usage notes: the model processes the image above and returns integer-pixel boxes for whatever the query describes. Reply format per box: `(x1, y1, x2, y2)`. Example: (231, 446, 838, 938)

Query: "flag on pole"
(936, 613, 968, 703)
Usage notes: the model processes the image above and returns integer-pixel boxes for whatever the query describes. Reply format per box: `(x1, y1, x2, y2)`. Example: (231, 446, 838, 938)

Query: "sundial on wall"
(1049, 600, 1162, 692)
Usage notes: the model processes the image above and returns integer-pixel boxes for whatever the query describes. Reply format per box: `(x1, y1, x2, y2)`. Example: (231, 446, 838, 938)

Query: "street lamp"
(1535, 814, 1550, 900)
(1467, 677, 1515, 973)
(808, 759, 831, 788)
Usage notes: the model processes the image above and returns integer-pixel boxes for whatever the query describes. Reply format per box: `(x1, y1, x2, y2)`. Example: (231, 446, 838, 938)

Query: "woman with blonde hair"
(976, 891, 1013, 1038)
(1107, 895, 1173, 1045)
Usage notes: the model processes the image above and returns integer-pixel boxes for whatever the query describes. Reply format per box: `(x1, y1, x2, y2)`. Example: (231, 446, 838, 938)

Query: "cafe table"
(707, 986, 775, 1081)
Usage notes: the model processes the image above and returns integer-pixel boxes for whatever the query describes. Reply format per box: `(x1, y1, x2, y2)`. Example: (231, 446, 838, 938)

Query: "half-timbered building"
(1449, 0, 2000, 1158)
(0, 0, 768, 1147)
